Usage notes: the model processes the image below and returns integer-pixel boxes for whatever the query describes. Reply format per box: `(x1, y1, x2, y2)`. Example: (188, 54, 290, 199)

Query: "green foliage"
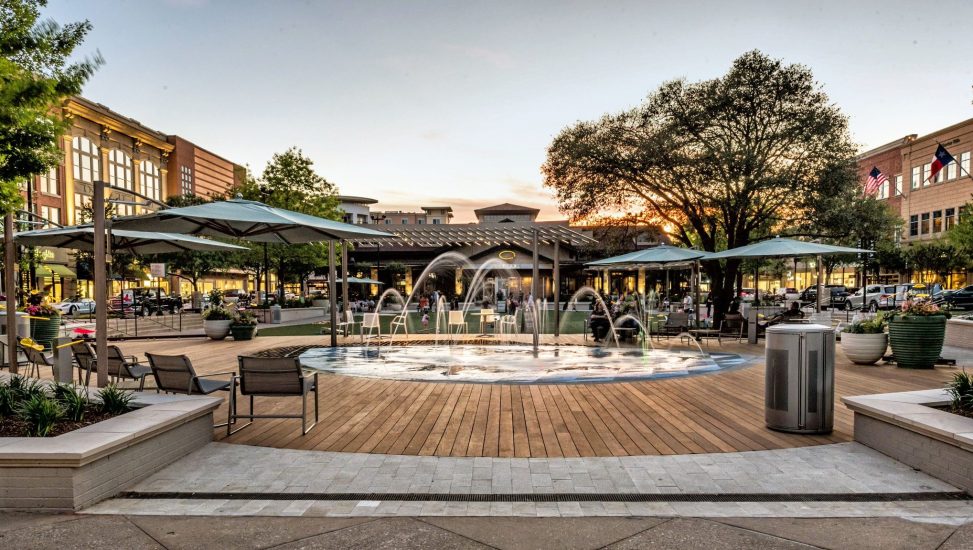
(843, 312, 886, 334)
(52, 382, 86, 422)
(542, 50, 860, 319)
(946, 370, 973, 415)
(16, 393, 63, 436)
(948, 203, 973, 260)
(0, 383, 14, 416)
(231, 309, 257, 327)
(95, 384, 133, 416)
(9, 374, 44, 401)
(905, 241, 969, 279)
(201, 305, 233, 321)
(0, 0, 101, 214)
(207, 288, 224, 305)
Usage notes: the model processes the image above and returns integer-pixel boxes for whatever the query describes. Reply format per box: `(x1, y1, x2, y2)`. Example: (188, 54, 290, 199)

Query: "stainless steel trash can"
(271, 305, 283, 324)
(765, 323, 835, 434)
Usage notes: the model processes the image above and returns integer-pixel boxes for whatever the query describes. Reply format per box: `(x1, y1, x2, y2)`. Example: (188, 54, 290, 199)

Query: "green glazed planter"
(888, 315, 946, 369)
(29, 315, 61, 351)
(231, 325, 257, 341)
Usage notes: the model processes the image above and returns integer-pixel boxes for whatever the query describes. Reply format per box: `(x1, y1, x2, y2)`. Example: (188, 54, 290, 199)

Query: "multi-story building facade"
(858, 118, 973, 286)
(21, 96, 245, 300)
(370, 206, 454, 225)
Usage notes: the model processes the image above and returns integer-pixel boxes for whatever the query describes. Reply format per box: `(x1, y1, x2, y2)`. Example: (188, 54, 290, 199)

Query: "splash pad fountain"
(299, 252, 743, 383)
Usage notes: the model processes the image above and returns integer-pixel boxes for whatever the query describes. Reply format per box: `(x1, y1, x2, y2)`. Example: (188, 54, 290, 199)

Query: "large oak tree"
(543, 50, 892, 317)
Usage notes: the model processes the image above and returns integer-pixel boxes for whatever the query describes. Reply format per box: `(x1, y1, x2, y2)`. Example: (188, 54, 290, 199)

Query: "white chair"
(390, 313, 408, 336)
(336, 310, 359, 337)
(478, 308, 496, 334)
(498, 314, 517, 335)
(361, 312, 381, 342)
(447, 310, 468, 335)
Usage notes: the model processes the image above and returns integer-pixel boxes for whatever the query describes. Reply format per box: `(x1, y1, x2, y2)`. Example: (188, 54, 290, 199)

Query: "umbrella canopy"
(14, 226, 248, 254)
(336, 277, 384, 285)
(705, 236, 871, 260)
(587, 244, 710, 267)
(110, 197, 394, 244)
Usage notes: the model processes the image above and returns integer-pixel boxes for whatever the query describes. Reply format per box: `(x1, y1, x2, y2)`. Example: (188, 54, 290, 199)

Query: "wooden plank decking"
(109, 334, 957, 458)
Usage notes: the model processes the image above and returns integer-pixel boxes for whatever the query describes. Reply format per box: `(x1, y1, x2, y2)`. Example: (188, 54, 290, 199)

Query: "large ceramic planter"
(202, 319, 233, 340)
(230, 324, 257, 340)
(29, 314, 61, 351)
(888, 315, 946, 369)
(840, 332, 888, 365)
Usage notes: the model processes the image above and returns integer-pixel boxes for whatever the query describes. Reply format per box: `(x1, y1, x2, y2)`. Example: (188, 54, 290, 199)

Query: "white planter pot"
(203, 319, 233, 340)
(841, 332, 888, 365)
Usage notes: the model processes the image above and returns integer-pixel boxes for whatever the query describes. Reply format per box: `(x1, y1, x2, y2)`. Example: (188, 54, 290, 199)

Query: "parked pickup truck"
(111, 287, 183, 316)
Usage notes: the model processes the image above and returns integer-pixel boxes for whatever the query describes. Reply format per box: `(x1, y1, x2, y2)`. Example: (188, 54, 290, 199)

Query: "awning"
(35, 264, 76, 278)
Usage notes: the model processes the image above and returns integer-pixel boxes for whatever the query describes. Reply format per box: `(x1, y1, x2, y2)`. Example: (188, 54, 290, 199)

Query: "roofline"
(65, 96, 173, 152)
(857, 135, 917, 160)
(168, 135, 241, 168)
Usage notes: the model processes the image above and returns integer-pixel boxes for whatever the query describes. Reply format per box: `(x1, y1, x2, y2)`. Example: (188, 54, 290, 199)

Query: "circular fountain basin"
(298, 345, 746, 384)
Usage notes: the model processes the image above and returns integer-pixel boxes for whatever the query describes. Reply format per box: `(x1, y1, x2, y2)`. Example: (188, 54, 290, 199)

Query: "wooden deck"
(109, 333, 958, 458)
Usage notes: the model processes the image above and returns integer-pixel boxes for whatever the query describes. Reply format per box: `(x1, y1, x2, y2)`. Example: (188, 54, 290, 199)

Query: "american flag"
(865, 166, 887, 195)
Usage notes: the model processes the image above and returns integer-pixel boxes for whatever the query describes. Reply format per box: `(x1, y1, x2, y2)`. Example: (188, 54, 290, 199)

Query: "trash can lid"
(766, 323, 833, 333)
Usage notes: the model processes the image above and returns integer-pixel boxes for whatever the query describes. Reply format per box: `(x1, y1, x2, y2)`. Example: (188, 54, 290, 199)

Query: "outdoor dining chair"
(105, 345, 152, 391)
(20, 341, 54, 379)
(145, 352, 234, 428)
(228, 355, 319, 435)
(336, 310, 359, 337)
(361, 312, 381, 342)
(447, 310, 468, 335)
(71, 340, 98, 386)
(390, 313, 409, 336)
(498, 314, 517, 335)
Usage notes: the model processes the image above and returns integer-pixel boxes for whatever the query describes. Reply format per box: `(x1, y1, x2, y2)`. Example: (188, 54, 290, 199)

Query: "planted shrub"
(843, 312, 886, 335)
(53, 383, 88, 422)
(96, 384, 134, 415)
(17, 394, 64, 437)
(946, 370, 973, 415)
(0, 384, 14, 417)
(9, 375, 46, 401)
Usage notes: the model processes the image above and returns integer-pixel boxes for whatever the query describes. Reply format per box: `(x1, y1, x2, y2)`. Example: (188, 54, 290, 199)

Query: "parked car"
(739, 288, 756, 302)
(54, 296, 96, 315)
(941, 285, 973, 310)
(846, 284, 896, 311)
(222, 289, 252, 306)
(111, 288, 183, 316)
(774, 287, 800, 302)
(799, 285, 849, 310)
(908, 283, 944, 301)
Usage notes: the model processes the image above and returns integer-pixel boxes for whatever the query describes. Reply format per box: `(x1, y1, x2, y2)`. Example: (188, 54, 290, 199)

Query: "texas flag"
(927, 144, 955, 182)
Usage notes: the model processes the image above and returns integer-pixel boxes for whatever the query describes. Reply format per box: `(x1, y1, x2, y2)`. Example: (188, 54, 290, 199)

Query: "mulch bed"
(0, 406, 120, 438)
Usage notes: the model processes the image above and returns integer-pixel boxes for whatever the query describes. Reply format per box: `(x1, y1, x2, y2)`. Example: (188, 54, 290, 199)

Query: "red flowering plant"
(21, 303, 60, 318)
(889, 299, 950, 320)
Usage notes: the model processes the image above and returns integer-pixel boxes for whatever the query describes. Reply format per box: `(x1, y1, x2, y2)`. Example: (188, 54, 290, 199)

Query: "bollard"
(53, 336, 75, 384)
(748, 306, 758, 344)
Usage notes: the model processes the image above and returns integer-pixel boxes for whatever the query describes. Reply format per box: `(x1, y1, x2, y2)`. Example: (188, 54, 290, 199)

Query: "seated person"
(589, 303, 611, 342)
(759, 301, 804, 328)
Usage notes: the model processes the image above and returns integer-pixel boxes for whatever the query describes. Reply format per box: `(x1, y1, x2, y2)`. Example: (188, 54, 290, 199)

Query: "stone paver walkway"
(81, 442, 973, 523)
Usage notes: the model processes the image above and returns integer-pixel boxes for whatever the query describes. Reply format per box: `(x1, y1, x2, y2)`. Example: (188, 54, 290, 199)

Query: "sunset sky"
(47, 0, 973, 222)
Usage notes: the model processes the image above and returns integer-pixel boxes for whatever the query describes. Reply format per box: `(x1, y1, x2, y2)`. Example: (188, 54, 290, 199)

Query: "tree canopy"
(542, 50, 898, 315)
(0, 0, 100, 213)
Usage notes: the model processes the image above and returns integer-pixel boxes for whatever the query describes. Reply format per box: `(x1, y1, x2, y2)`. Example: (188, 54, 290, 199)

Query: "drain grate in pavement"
(117, 491, 971, 503)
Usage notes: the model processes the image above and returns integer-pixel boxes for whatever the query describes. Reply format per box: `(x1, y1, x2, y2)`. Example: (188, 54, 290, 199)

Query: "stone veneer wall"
(945, 319, 973, 349)
(854, 414, 973, 493)
(0, 414, 212, 511)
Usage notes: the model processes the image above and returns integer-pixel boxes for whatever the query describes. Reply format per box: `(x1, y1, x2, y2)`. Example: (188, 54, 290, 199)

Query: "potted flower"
(22, 302, 61, 351)
(841, 313, 887, 365)
(888, 299, 951, 369)
(201, 305, 234, 340)
(230, 310, 258, 340)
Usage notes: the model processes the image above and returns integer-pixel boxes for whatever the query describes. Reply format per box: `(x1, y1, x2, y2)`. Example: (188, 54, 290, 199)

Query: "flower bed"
(0, 376, 132, 437)
(0, 373, 221, 511)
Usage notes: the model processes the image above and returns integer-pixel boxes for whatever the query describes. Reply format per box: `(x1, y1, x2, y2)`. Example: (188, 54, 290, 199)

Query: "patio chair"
(720, 314, 745, 343)
(20, 341, 54, 379)
(336, 310, 359, 337)
(72, 340, 98, 386)
(447, 310, 468, 335)
(145, 352, 234, 427)
(105, 345, 152, 391)
(478, 308, 497, 335)
(390, 313, 409, 336)
(228, 355, 319, 435)
(360, 312, 381, 342)
(658, 312, 691, 338)
(498, 314, 517, 335)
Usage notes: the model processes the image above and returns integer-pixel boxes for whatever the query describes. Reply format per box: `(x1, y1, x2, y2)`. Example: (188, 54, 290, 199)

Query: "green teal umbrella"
(587, 244, 710, 266)
(706, 237, 870, 260)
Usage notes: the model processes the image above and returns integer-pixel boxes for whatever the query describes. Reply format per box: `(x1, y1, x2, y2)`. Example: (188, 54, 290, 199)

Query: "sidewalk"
(1, 513, 971, 549)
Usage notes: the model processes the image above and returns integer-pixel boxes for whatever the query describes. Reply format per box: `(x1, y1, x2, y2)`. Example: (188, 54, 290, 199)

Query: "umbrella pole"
(341, 240, 349, 316)
(693, 261, 700, 328)
(816, 254, 823, 314)
(93, 180, 108, 387)
(554, 239, 560, 337)
(5, 213, 18, 374)
(329, 240, 337, 347)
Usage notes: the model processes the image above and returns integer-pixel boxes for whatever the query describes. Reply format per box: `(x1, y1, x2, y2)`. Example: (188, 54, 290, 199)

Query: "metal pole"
(816, 254, 823, 313)
(553, 239, 560, 337)
(5, 213, 18, 374)
(263, 242, 269, 304)
(694, 260, 701, 327)
(341, 240, 349, 315)
(531, 229, 539, 301)
(328, 240, 337, 347)
(93, 180, 108, 387)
